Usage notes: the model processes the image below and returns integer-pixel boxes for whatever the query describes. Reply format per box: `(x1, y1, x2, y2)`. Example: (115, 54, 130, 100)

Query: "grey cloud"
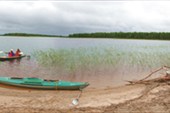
(0, 1, 170, 35)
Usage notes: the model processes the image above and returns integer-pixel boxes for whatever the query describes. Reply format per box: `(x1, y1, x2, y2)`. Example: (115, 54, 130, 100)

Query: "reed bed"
(33, 46, 170, 73)
(33, 47, 120, 72)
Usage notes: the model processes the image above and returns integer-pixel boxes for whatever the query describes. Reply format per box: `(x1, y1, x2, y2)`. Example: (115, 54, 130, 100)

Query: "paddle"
(72, 89, 83, 105)
(0, 51, 3, 53)
(17, 52, 31, 58)
(0, 51, 8, 54)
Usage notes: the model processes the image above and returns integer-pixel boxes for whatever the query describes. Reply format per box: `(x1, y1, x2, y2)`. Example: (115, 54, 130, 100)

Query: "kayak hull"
(0, 55, 26, 61)
(0, 77, 89, 90)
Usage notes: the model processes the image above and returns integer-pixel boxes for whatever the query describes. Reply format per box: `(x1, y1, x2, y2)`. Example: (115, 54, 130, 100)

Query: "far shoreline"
(1, 32, 170, 40)
(1, 35, 170, 42)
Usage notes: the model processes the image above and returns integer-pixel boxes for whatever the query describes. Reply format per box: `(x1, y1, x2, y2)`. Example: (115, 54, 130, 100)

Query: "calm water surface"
(0, 36, 170, 88)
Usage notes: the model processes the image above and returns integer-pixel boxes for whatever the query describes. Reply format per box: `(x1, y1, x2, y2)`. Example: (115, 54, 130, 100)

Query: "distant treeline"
(69, 32, 170, 40)
(3, 33, 62, 37)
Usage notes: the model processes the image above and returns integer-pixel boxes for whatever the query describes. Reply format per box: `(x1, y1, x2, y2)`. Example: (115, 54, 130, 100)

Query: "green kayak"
(0, 77, 89, 90)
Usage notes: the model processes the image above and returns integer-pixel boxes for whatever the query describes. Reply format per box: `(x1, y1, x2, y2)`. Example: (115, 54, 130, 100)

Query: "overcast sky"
(0, 1, 170, 35)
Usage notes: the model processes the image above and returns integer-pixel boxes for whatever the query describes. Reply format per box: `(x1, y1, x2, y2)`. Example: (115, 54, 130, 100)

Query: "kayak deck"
(0, 77, 89, 90)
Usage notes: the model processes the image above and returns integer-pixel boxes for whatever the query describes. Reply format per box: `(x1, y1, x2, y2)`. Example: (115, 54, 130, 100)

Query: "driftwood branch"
(140, 67, 164, 81)
(127, 66, 170, 85)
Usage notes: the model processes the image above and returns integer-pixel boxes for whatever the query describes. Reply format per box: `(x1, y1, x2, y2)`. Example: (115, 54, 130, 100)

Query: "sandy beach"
(0, 82, 169, 113)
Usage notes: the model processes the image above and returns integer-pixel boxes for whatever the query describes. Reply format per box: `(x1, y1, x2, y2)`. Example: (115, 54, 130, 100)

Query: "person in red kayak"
(15, 48, 22, 56)
(8, 49, 15, 57)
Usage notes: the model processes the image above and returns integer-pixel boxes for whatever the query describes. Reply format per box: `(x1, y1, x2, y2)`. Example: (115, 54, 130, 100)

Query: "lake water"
(0, 36, 170, 89)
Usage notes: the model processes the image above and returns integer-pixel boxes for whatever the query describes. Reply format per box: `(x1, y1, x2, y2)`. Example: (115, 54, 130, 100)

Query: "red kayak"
(0, 55, 26, 61)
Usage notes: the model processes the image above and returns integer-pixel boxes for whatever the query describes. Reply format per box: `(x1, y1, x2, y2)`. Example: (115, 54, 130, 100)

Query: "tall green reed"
(33, 45, 170, 74)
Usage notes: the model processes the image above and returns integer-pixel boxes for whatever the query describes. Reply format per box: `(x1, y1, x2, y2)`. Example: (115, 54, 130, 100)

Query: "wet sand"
(0, 82, 169, 113)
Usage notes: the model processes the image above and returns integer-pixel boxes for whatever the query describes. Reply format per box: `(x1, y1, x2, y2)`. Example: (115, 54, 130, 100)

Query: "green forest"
(3, 33, 61, 37)
(2, 32, 170, 40)
(68, 32, 170, 40)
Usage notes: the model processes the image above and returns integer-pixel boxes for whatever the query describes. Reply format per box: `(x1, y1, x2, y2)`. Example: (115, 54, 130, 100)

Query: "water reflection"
(8, 59, 20, 65)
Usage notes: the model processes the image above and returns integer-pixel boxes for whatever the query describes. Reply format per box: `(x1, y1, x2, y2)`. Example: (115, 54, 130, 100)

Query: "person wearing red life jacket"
(15, 49, 21, 56)
(8, 49, 15, 57)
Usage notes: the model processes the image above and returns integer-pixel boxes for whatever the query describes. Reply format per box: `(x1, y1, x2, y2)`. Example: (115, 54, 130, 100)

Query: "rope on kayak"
(77, 88, 83, 99)
(72, 88, 83, 106)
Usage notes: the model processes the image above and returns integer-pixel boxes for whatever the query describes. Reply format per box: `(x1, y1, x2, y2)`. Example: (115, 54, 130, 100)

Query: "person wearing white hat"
(8, 49, 15, 57)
